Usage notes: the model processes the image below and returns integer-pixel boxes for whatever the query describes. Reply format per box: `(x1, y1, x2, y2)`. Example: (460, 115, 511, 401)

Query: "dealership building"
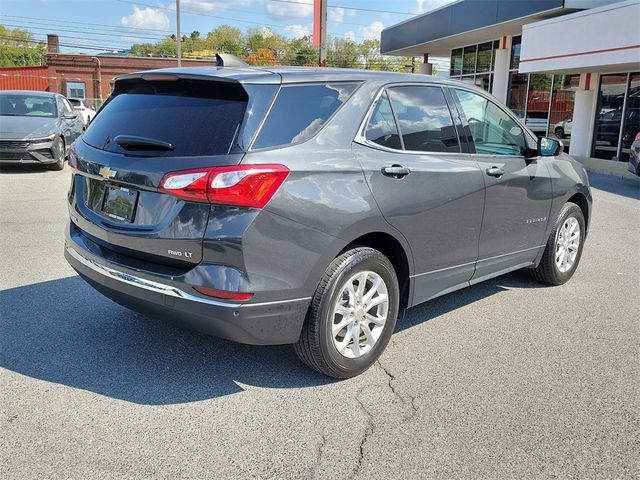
(381, 0, 640, 162)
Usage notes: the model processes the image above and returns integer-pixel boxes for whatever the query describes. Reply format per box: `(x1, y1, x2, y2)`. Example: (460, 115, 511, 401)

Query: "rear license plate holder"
(101, 184, 138, 223)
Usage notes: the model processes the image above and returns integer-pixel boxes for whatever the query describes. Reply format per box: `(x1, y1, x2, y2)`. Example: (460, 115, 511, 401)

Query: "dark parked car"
(0, 91, 84, 170)
(64, 67, 592, 378)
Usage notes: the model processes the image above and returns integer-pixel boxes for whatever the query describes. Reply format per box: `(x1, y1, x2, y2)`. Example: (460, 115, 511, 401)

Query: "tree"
(243, 28, 287, 59)
(245, 47, 280, 66)
(283, 37, 317, 66)
(205, 25, 243, 56)
(327, 38, 359, 68)
(0, 25, 47, 66)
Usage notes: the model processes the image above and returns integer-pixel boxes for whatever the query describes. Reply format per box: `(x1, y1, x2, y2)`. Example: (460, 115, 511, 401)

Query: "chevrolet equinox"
(65, 67, 592, 378)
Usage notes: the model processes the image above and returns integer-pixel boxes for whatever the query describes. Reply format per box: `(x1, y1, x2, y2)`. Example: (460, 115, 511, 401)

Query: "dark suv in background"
(65, 67, 591, 378)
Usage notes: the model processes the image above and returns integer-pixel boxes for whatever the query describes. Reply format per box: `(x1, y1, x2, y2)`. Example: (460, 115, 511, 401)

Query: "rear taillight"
(74, 106, 85, 111)
(159, 164, 289, 208)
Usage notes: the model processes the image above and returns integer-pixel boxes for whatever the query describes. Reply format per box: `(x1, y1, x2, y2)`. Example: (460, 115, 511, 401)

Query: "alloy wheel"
(555, 216, 580, 273)
(331, 270, 389, 359)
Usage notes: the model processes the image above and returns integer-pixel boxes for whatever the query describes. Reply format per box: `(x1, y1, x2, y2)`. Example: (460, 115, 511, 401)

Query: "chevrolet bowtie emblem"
(99, 167, 117, 179)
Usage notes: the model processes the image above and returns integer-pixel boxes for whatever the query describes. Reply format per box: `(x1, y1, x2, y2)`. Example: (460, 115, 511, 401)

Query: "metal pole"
(176, 0, 181, 67)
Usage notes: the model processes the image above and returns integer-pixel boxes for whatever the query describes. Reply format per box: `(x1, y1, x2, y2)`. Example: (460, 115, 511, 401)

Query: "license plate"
(101, 185, 138, 223)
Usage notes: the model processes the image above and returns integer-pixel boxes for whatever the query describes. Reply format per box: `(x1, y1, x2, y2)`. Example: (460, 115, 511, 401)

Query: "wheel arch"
(567, 191, 590, 234)
(341, 231, 412, 312)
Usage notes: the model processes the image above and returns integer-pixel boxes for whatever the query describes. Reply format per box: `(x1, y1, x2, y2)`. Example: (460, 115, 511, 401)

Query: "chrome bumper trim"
(66, 246, 310, 308)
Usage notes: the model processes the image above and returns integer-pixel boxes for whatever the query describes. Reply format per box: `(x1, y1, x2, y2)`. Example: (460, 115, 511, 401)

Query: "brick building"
(0, 34, 214, 107)
(46, 35, 213, 107)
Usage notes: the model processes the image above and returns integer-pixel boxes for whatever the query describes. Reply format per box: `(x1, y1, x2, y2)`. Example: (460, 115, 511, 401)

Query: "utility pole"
(313, 0, 327, 66)
(176, 0, 181, 66)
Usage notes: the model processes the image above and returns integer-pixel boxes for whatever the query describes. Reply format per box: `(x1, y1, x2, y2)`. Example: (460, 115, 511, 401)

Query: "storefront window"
(474, 73, 492, 92)
(525, 74, 553, 137)
(450, 48, 463, 77)
(462, 45, 477, 75)
(476, 41, 493, 73)
(549, 75, 579, 148)
(593, 73, 628, 160)
(507, 72, 528, 119)
(510, 35, 521, 70)
(620, 72, 640, 161)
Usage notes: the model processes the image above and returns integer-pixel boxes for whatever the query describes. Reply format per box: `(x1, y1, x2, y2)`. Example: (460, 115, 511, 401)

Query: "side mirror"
(538, 136, 562, 157)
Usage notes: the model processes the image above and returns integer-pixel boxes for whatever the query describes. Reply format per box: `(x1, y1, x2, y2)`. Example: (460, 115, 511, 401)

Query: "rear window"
(83, 78, 249, 157)
(251, 82, 359, 150)
(68, 99, 81, 106)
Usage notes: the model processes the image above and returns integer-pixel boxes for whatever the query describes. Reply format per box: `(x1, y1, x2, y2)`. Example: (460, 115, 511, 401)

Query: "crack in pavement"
(309, 433, 327, 479)
(349, 361, 421, 478)
(377, 359, 419, 418)
(350, 389, 375, 480)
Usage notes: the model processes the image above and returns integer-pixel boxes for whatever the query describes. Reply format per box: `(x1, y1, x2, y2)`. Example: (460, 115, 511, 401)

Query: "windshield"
(0, 94, 57, 118)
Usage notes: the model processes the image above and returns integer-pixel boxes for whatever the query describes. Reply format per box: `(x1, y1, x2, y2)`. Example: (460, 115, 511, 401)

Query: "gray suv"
(65, 67, 592, 378)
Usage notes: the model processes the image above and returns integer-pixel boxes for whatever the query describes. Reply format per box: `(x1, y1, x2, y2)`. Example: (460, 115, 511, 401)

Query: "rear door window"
(387, 86, 460, 153)
(251, 82, 359, 150)
(365, 91, 402, 150)
(82, 79, 249, 157)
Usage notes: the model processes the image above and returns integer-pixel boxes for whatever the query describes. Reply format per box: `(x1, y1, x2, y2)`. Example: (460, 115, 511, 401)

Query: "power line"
(114, 0, 375, 41)
(268, 0, 419, 16)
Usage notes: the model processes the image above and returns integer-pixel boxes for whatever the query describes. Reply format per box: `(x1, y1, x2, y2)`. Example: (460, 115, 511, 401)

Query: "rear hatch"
(69, 71, 279, 268)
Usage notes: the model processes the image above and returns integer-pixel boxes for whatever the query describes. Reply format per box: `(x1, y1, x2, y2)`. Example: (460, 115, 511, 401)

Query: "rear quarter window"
(251, 82, 359, 150)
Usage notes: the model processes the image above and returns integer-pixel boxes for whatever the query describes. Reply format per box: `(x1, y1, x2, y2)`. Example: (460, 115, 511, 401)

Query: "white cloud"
(357, 21, 384, 41)
(343, 31, 355, 41)
(284, 24, 311, 38)
(417, 0, 456, 14)
(121, 7, 170, 30)
(329, 7, 355, 23)
(178, 0, 253, 12)
(266, 0, 312, 19)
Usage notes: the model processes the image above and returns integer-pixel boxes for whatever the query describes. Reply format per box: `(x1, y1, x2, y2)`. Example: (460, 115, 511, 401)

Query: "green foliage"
(0, 25, 47, 66)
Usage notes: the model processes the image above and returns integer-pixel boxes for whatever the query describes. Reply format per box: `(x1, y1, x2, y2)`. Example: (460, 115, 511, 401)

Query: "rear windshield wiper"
(114, 135, 174, 150)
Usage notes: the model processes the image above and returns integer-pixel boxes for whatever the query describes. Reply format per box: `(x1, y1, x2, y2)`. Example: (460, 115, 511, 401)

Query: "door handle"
(381, 165, 411, 178)
(485, 166, 504, 178)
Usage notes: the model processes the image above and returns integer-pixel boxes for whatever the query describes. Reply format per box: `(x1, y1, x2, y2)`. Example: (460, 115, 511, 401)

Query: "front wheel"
(49, 137, 65, 171)
(294, 247, 400, 378)
(530, 202, 585, 285)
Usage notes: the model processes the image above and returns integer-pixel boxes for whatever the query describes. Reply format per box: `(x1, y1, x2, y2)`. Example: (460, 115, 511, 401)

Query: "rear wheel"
(555, 127, 565, 139)
(294, 247, 399, 378)
(49, 137, 65, 171)
(530, 202, 585, 285)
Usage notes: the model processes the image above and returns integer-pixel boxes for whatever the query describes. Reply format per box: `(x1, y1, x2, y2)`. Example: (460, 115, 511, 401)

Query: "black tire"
(530, 202, 585, 285)
(294, 247, 400, 378)
(48, 137, 65, 171)
(555, 127, 565, 139)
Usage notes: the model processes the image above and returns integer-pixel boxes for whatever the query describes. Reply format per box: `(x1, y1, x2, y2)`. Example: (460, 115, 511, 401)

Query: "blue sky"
(2, 0, 455, 53)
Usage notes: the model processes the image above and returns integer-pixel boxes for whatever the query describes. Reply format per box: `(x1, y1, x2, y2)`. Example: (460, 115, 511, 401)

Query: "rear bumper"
(64, 230, 310, 345)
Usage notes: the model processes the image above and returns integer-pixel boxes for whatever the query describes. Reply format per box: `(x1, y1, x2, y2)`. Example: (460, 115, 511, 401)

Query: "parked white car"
(553, 119, 572, 139)
(67, 98, 96, 128)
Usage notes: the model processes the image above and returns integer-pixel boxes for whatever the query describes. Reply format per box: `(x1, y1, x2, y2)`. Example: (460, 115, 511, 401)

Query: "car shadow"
(0, 270, 541, 405)
(0, 164, 65, 174)
(588, 172, 639, 200)
(398, 269, 546, 332)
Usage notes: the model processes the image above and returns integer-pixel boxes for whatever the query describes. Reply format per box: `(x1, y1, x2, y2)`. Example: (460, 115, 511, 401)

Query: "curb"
(573, 156, 640, 183)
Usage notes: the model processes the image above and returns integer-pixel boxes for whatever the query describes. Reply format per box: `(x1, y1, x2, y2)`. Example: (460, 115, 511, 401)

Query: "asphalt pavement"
(0, 165, 638, 479)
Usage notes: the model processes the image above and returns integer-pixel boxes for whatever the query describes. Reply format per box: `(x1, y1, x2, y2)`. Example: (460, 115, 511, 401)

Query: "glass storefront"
(449, 40, 499, 92)
(593, 72, 640, 161)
